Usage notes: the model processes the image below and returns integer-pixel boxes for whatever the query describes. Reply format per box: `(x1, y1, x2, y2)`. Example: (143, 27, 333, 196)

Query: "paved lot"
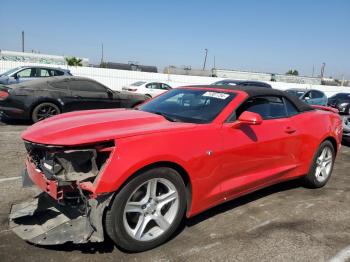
(0, 122, 350, 262)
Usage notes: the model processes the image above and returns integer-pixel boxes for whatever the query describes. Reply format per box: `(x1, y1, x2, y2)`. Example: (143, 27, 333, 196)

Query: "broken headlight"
(27, 141, 114, 183)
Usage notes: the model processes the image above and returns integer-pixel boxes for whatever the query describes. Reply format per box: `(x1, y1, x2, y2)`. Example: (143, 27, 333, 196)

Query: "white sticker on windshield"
(202, 91, 230, 100)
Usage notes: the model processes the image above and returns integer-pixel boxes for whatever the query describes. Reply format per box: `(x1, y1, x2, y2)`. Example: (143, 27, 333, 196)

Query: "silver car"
(0, 66, 72, 85)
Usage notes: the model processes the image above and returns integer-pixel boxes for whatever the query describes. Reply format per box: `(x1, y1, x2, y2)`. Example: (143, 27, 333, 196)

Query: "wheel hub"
(144, 199, 157, 214)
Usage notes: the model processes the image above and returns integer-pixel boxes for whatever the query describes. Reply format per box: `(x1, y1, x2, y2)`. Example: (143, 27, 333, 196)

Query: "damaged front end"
(9, 141, 115, 245)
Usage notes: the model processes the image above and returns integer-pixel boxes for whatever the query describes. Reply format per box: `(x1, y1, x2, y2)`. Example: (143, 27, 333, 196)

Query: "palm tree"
(65, 57, 83, 66)
(286, 69, 299, 76)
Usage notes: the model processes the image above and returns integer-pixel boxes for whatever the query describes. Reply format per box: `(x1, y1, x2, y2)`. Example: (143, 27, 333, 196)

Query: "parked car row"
(1, 66, 350, 124)
(0, 76, 147, 122)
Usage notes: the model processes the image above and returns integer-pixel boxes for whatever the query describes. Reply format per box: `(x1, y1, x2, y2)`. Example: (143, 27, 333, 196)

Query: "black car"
(0, 76, 148, 123)
(211, 79, 272, 88)
(328, 93, 350, 115)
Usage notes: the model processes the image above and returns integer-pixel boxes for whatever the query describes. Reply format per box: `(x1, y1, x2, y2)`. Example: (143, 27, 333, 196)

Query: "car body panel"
(0, 76, 148, 121)
(0, 66, 72, 85)
(122, 81, 172, 98)
(285, 88, 328, 106)
(21, 87, 342, 218)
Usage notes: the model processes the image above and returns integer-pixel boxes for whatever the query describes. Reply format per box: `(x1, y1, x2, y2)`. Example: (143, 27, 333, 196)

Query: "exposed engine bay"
(9, 141, 115, 245)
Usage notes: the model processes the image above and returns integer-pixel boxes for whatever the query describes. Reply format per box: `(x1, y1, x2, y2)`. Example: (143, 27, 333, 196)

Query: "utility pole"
(321, 62, 326, 78)
(21, 31, 24, 52)
(202, 48, 208, 70)
(100, 43, 104, 66)
(312, 65, 315, 77)
(213, 56, 216, 69)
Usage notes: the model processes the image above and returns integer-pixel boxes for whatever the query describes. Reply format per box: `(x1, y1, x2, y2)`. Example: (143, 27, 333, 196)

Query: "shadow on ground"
(36, 179, 302, 254)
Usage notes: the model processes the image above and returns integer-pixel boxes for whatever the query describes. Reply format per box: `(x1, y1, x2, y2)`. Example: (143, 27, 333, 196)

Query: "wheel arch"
(29, 98, 63, 116)
(105, 161, 193, 216)
(323, 136, 338, 155)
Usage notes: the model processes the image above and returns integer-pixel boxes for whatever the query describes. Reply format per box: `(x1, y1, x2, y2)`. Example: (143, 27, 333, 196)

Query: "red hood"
(22, 109, 195, 146)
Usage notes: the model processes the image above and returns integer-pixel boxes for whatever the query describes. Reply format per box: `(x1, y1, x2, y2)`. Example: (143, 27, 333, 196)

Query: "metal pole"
(21, 31, 24, 52)
(101, 43, 104, 65)
(202, 49, 208, 70)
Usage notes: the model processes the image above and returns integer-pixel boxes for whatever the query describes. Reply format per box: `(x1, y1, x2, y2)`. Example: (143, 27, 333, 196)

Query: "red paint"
(21, 88, 343, 218)
(25, 158, 59, 199)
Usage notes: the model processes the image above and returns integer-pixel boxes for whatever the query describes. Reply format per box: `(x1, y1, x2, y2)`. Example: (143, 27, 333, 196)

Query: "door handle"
(284, 126, 296, 134)
(73, 95, 82, 99)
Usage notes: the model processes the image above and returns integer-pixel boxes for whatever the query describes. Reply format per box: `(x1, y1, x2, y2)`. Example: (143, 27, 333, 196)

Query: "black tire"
(145, 94, 152, 98)
(303, 140, 335, 188)
(31, 102, 61, 123)
(105, 167, 186, 252)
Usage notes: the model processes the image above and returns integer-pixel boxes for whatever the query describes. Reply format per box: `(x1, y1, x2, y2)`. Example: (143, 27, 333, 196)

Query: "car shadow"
(0, 117, 31, 126)
(185, 179, 301, 227)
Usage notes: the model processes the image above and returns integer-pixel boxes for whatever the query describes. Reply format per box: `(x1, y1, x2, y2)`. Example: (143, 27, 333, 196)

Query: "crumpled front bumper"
(9, 171, 113, 245)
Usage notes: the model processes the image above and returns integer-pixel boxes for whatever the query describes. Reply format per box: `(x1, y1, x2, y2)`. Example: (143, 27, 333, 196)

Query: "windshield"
(286, 90, 305, 98)
(212, 80, 241, 86)
(130, 81, 146, 86)
(139, 88, 236, 124)
(0, 67, 20, 77)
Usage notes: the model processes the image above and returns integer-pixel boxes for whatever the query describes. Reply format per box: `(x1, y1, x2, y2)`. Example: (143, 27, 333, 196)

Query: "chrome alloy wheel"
(315, 146, 333, 183)
(123, 178, 179, 241)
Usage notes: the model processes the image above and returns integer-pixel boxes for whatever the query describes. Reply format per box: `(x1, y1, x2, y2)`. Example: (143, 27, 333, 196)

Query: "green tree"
(286, 69, 299, 76)
(65, 57, 83, 66)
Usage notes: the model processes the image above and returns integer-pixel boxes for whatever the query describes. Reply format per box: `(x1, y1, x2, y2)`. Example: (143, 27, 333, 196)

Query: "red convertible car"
(10, 86, 342, 252)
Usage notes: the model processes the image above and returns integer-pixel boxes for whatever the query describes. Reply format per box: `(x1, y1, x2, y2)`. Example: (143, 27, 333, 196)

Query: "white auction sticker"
(202, 91, 230, 100)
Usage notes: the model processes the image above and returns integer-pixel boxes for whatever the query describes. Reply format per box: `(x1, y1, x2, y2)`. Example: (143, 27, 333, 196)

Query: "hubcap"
(36, 105, 59, 121)
(315, 146, 333, 183)
(123, 178, 179, 241)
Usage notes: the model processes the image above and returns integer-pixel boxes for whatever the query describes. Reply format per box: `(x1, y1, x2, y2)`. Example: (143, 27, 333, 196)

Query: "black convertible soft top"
(187, 85, 314, 113)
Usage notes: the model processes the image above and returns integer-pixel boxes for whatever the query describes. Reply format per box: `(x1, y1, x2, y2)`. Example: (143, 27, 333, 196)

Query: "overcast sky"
(1, 0, 349, 78)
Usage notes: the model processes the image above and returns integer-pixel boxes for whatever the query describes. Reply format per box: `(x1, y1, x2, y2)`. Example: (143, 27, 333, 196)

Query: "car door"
(311, 90, 327, 105)
(67, 79, 118, 111)
(145, 82, 160, 97)
(220, 96, 301, 199)
(11, 68, 36, 84)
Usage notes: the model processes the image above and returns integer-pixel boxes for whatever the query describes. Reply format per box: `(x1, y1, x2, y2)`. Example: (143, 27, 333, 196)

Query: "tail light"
(0, 91, 9, 100)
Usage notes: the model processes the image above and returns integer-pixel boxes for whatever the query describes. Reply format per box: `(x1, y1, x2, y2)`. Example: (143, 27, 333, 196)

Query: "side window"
(311, 91, 324, 99)
(284, 98, 299, 116)
(304, 91, 312, 99)
(16, 68, 33, 78)
(54, 70, 64, 76)
(159, 83, 170, 90)
(146, 83, 159, 89)
(69, 80, 107, 92)
(39, 68, 51, 77)
(236, 96, 287, 120)
(162, 84, 172, 90)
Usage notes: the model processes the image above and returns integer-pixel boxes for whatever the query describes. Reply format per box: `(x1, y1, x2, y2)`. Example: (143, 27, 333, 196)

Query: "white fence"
(0, 61, 349, 97)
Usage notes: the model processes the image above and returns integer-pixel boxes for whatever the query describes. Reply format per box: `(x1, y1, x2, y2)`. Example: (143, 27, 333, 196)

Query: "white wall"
(0, 61, 349, 97)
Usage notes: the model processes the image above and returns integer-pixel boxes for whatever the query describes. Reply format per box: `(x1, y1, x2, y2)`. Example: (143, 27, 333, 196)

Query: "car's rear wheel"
(303, 140, 335, 188)
(32, 102, 61, 123)
(105, 167, 186, 252)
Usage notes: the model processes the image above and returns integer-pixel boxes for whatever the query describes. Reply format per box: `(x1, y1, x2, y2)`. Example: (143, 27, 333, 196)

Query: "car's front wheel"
(303, 140, 335, 188)
(105, 167, 186, 252)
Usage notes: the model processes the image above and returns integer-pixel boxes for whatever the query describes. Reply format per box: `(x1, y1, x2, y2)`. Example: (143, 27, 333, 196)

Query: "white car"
(122, 81, 172, 98)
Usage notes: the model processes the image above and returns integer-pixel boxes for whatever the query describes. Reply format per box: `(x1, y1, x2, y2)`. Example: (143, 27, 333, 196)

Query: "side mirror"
(14, 74, 20, 80)
(304, 96, 310, 100)
(232, 111, 263, 128)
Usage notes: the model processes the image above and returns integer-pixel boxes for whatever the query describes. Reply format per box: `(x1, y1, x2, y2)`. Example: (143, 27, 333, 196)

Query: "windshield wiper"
(152, 111, 181, 122)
